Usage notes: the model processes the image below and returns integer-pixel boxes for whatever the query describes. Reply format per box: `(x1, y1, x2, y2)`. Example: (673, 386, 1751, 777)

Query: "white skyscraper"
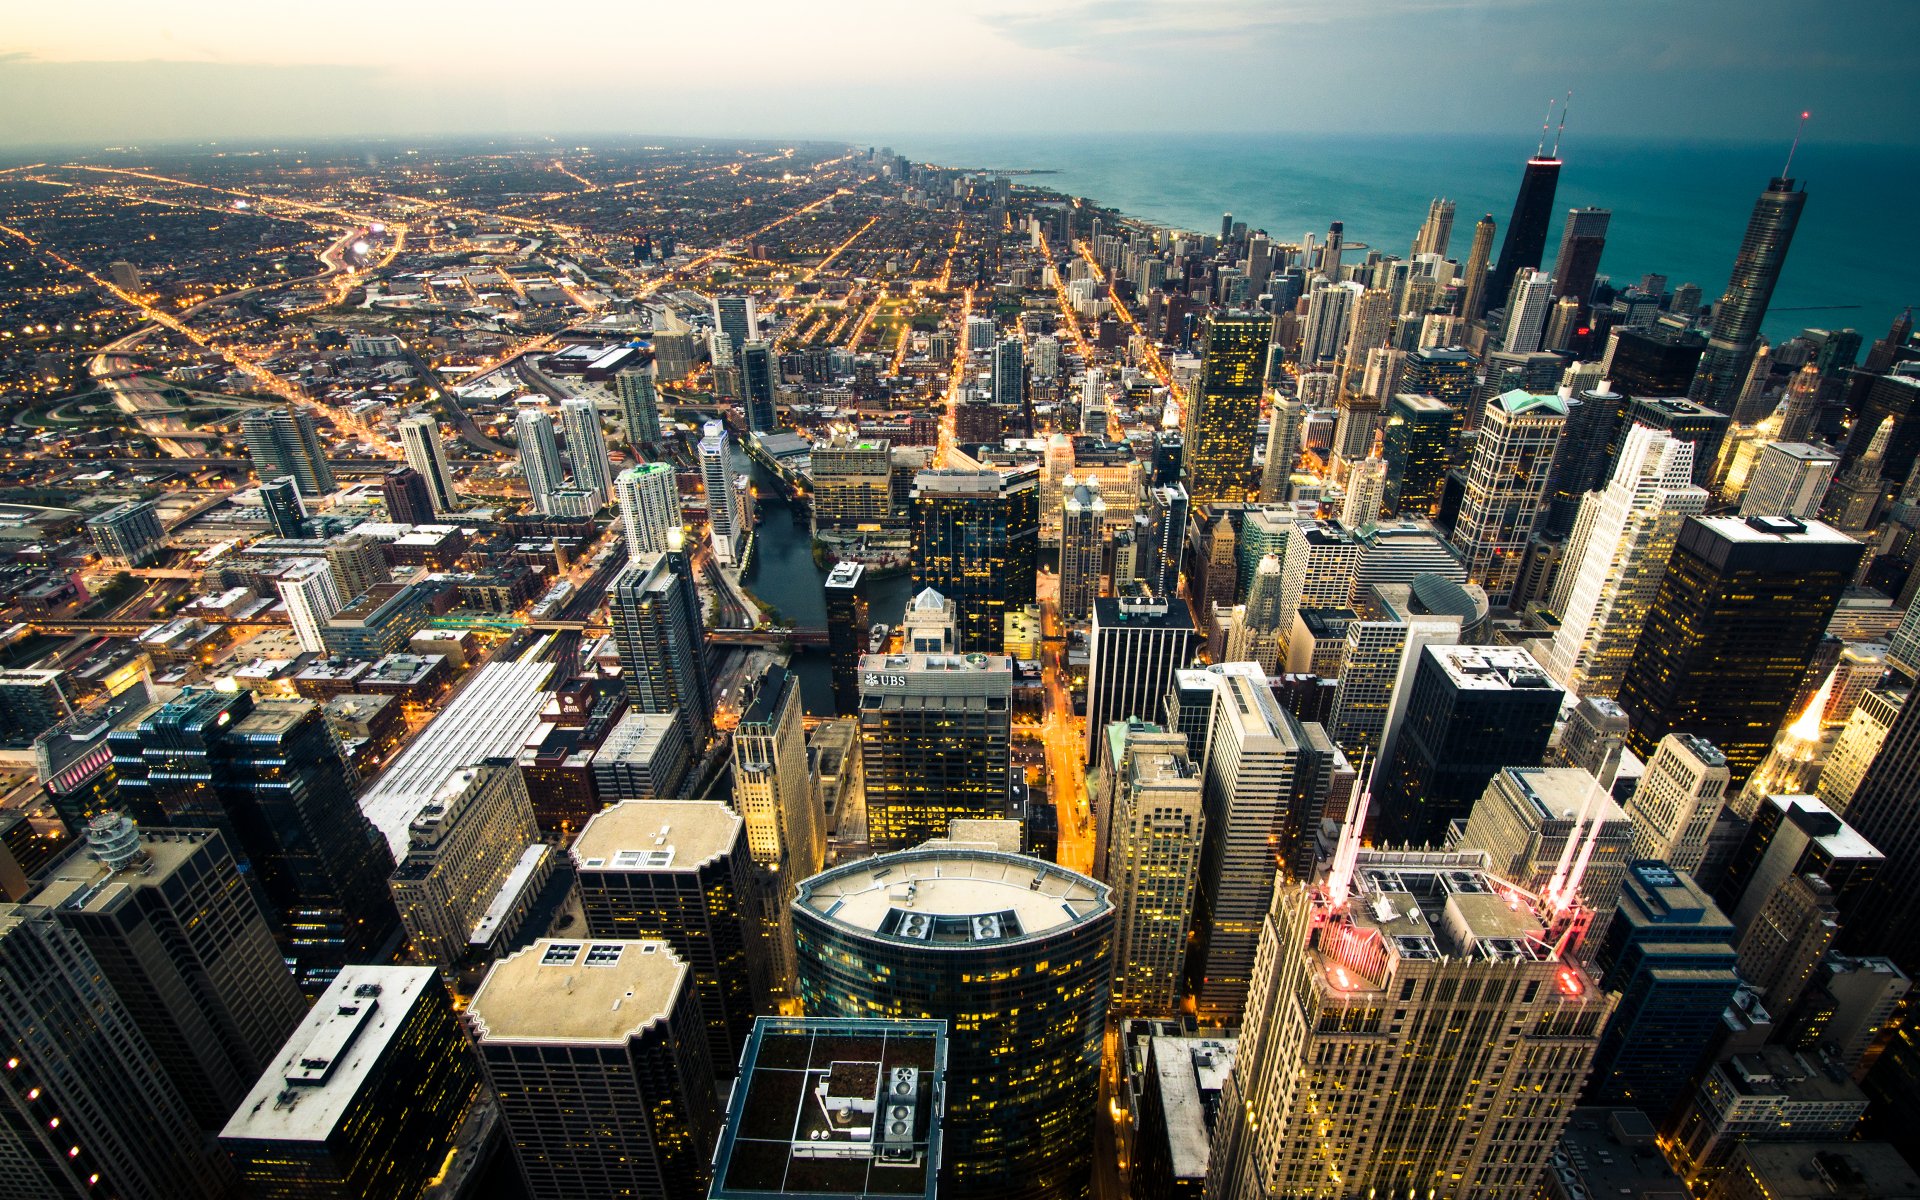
(559, 397, 614, 506)
(1340, 456, 1388, 531)
(1625, 733, 1731, 874)
(1502, 268, 1555, 354)
(397, 414, 457, 514)
(1739, 441, 1840, 519)
(1258, 395, 1304, 504)
(699, 420, 745, 566)
(615, 462, 682, 558)
(1541, 426, 1708, 697)
(1299, 280, 1363, 366)
(514, 410, 565, 514)
(276, 557, 344, 654)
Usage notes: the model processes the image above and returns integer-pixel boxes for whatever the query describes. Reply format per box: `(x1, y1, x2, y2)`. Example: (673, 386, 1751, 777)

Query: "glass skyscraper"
(909, 468, 1038, 653)
(1691, 175, 1808, 412)
(1181, 311, 1267, 504)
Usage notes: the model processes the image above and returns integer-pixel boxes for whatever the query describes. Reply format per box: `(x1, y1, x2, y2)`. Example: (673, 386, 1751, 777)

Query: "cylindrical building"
(793, 847, 1113, 1200)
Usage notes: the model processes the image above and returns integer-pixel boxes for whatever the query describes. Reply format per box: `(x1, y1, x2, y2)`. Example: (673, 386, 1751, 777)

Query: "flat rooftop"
(31, 828, 213, 914)
(467, 938, 688, 1046)
(571, 799, 742, 874)
(712, 1017, 945, 1200)
(795, 847, 1110, 947)
(1429, 645, 1557, 691)
(222, 966, 439, 1144)
(1151, 1037, 1237, 1182)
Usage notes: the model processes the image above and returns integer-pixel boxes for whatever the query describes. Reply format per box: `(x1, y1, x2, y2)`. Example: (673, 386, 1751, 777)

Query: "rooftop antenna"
(1551, 91, 1572, 159)
(1326, 751, 1374, 910)
(1783, 110, 1810, 178)
(1536, 98, 1556, 158)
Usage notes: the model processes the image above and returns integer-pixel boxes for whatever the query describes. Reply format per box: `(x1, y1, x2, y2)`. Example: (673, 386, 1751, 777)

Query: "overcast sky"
(3, 0, 1913, 150)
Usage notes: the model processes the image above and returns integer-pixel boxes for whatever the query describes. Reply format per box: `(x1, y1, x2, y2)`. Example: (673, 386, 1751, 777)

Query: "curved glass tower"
(792, 847, 1113, 1200)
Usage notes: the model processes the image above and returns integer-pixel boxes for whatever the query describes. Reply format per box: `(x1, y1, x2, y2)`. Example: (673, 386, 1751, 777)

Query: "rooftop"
(1152, 1037, 1237, 1182)
(795, 847, 1110, 948)
(1428, 645, 1557, 691)
(31, 827, 215, 914)
(467, 937, 689, 1046)
(571, 799, 742, 874)
(1547, 1108, 1687, 1200)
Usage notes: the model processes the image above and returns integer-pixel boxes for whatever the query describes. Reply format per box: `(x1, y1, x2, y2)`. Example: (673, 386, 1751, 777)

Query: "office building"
(259, 475, 307, 537)
(322, 581, 430, 661)
(824, 561, 870, 715)
(909, 469, 1039, 652)
(616, 461, 683, 557)
(1131, 1034, 1236, 1200)
(468, 938, 720, 1200)
(379, 465, 435, 525)
(991, 335, 1024, 409)
(1144, 483, 1188, 599)
(241, 406, 335, 496)
(1341, 456, 1388, 530)
(1412, 196, 1455, 257)
(1617, 516, 1864, 785)
(1721, 795, 1882, 1002)
(1586, 862, 1741, 1118)
(1626, 734, 1732, 875)
(700, 420, 747, 566)
(589, 709, 690, 801)
(397, 413, 457, 513)
(741, 339, 777, 432)
(1540, 1109, 1688, 1200)
(1460, 212, 1497, 320)
(860, 589, 1013, 850)
(221, 966, 480, 1200)
(812, 434, 894, 533)
(0, 904, 237, 1200)
(793, 847, 1115, 1200)
(1207, 848, 1609, 1200)
(710, 1017, 946, 1200)
(1542, 426, 1708, 697)
(1060, 479, 1104, 622)
(1377, 645, 1563, 849)
(715, 294, 757, 349)
(1381, 394, 1455, 517)
(559, 396, 614, 504)
(515, 409, 566, 513)
(1817, 687, 1903, 815)
(277, 556, 345, 655)
(610, 549, 714, 757)
(110, 687, 399, 993)
(1187, 665, 1336, 1019)
(1691, 176, 1809, 411)
(1182, 311, 1268, 503)
(1551, 206, 1611, 301)
(1328, 603, 1464, 755)
(1258, 395, 1304, 504)
(1667, 1046, 1868, 1191)
(1712, 1142, 1919, 1200)
(1451, 389, 1566, 606)
(1104, 727, 1205, 1015)
(1458, 766, 1634, 913)
(1741, 442, 1838, 519)
(572, 800, 763, 1074)
(1486, 145, 1562, 320)
(734, 664, 821, 995)
(86, 498, 165, 566)
(0, 667, 71, 745)
(33, 815, 307, 1131)
(1502, 268, 1555, 353)
(1610, 394, 1729, 490)
(388, 764, 540, 965)
(1542, 384, 1627, 537)
(1085, 593, 1200, 766)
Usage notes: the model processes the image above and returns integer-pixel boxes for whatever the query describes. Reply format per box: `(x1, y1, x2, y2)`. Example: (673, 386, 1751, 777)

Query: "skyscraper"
(713, 294, 757, 349)
(397, 413, 457, 514)
(909, 468, 1039, 652)
(1616, 516, 1864, 785)
(1257, 395, 1304, 503)
(468, 938, 720, 1200)
(1182, 311, 1268, 504)
(1488, 146, 1562, 322)
(241, 406, 335, 496)
(860, 589, 1013, 850)
(1740, 442, 1839, 519)
(1059, 478, 1104, 623)
(258, 475, 306, 538)
(609, 549, 714, 757)
(1380, 393, 1456, 516)
(379, 465, 435, 525)
(991, 335, 1024, 409)
(1299, 280, 1361, 367)
(1085, 593, 1201, 766)
(1541, 426, 1707, 697)
(559, 396, 614, 505)
(1625, 734, 1731, 875)
(1450, 389, 1567, 606)
(1461, 212, 1497, 319)
(1691, 175, 1809, 412)
(1341, 455, 1388, 530)
(323, 533, 387, 606)
(731, 663, 821, 995)
(387, 764, 541, 965)
(1412, 196, 1455, 258)
(740, 339, 777, 432)
(1144, 482, 1189, 599)
(85, 498, 165, 566)
(615, 461, 683, 557)
(1550, 206, 1611, 301)
(1502, 268, 1555, 354)
(823, 560, 869, 715)
(793, 847, 1114, 1200)
(1103, 726, 1205, 1015)
(109, 687, 400, 993)
(515, 409, 566, 514)
(0, 903, 239, 1200)
(700, 420, 747, 566)
(277, 556, 345, 655)
(615, 360, 662, 448)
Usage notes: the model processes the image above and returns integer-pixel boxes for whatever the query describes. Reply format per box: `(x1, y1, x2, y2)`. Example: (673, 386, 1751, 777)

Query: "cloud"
(979, 0, 1534, 53)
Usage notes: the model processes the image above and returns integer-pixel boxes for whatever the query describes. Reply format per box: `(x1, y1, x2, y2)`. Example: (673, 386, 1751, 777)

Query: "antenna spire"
(1537, 98, 1555, 158)
(1551, 91, 1571, 159)
(1784, 110, 1810, 179)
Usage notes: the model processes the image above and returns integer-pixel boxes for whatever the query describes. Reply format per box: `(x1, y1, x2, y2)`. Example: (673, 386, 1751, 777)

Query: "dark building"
(1401, 346, 1478, 414)
(380, 466, 436, 525)
(1145, 483, 1189, 600)
(259, 476, 308, 538)
(909, 468, 1038, 653)
(1606, 326, 1706, 396)
(1486, 150, 1562, 319)
(1084, 593, 1200, 765)
(1375, 645, 1562, 849)
(1586, 861, 1741, 1120)
(1843, 373, 1920, 494)
(1181, 311, 1268, 504)
(1380, 394, 1457, 517)
(240, 406, 335, 496)
(1618, 516, 1863, 787)
(1543, 385, 1627, 536)
(1550, 207, 1610, 303)
(1607, 394, 1730, 490)
(108, 687, 400, 993)
(741, 339, 777, 433)
(1840, 684, 1920, 976)
(1691, 176, 1808, 412)
(823, 560, 869, 716)
(610, 549, 714, 758)
(1152, 432, 1183, 486)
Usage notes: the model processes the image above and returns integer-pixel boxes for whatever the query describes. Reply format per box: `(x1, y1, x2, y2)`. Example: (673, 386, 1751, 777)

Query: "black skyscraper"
(823, 560, 869, 715)
(1690, 176, 1808, 412)
(382, 466, 437, 525)
(1487, 152, 1562, 321)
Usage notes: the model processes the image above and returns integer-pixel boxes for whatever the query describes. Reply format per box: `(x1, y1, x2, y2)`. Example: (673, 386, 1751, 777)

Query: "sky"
(2, 0, 1915, 149)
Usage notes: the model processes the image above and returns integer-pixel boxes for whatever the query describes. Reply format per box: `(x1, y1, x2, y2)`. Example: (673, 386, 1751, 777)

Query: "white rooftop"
(796, 847, 1110, 945)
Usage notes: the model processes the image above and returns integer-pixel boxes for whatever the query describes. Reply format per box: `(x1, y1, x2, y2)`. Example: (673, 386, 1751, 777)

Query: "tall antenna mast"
(1537, 98, 1555, 158)
(1784, 110, 1810, 178)
(1551, 91, 1571, 159)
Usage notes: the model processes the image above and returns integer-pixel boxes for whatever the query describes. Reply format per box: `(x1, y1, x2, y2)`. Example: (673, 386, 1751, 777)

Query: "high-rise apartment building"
(86, 498, 165, 566)
(572, 800, 763, 1075)
(860, 589, 1013, 849)
(1451, 389, 1566, 606)
(559, 397, 614, 504)
(241, 406, 335, 496)
(1085, 593, 1200, 766)
(1144, 482, 1189, 599)
(468, 938, 720, 1200)
(259, 476, 307, 538)
(324, 533, 388, 604)
(616, 361, 663, 447)
(221, 965, 480, 1200)
(1625, 733, 1731, 875)
(515, 410, 566, 513)
(396, 414, 457, 514)
(277, 556, 345, 655)
(379, 465, 435, 525)
(615, 461, 682, 557)
(1060, 479, 1105, 623)
(1542, 426, 1707, 697)
(1104, 726, 1205, 1015)
(1183, 311, 1268, 503)
(1691, 176, 1808, 411)
(1413, 196, 1456, 258)
(700, 420, 747, 566)
(741, 339, 777, 432)
(1617, 516, 1864, 785)
(388, 764, 540, 965)
(1502, 268, 1555, 354)
(909, 468, 1039, 652)
(714, 294, 757, 349)
(793, 847, 1114, 1200)
(610, 549, 713, 758)
(1461, 212, 1497, 319)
